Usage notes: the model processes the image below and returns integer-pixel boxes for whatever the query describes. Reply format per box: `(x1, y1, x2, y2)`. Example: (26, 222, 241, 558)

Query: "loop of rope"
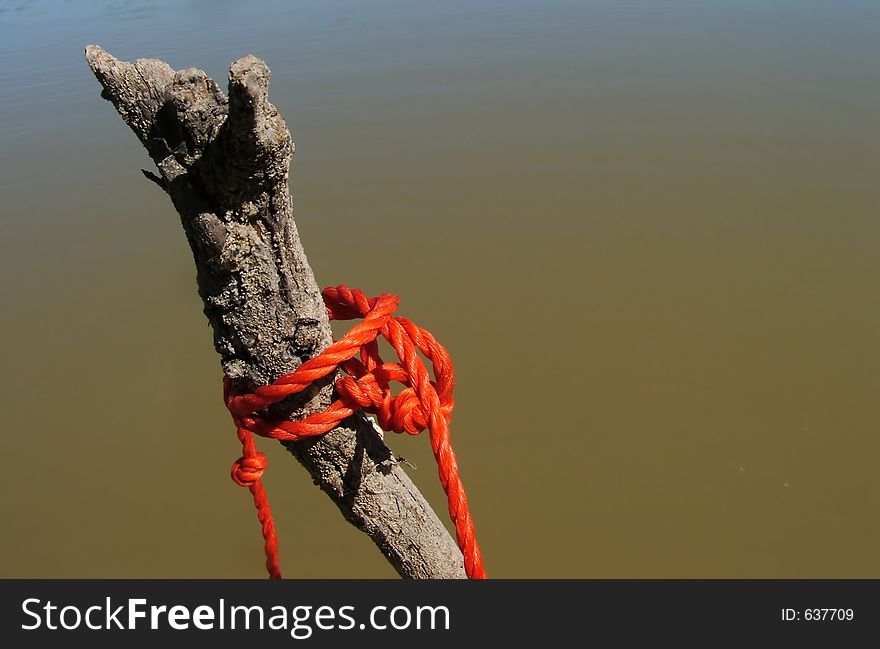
(223, 284, 486, 579)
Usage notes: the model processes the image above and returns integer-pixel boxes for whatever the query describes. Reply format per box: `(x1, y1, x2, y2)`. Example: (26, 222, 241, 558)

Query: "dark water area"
(1, 0, 878, 577)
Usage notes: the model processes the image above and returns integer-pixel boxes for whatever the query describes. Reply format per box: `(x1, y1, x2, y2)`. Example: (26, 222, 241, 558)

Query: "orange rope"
(224, 285, 486, 579)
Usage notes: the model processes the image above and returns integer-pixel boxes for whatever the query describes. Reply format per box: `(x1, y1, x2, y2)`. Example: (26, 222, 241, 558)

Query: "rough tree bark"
(84, 45, 466, 579)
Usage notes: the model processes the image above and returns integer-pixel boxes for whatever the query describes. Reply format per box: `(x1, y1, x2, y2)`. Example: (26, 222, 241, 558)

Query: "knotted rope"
(224, 285, 486, 579)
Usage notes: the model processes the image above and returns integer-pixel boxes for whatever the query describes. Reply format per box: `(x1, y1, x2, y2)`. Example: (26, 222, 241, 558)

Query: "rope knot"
(223, 284, 485, 579)
(231, 452, 268, 487)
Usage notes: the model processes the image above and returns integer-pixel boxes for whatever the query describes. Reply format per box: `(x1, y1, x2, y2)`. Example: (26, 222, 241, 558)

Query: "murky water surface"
(1, 1, 878, 577)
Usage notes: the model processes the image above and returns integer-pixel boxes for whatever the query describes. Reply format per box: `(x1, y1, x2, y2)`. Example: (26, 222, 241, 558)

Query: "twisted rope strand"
(224, 285, 486, 579)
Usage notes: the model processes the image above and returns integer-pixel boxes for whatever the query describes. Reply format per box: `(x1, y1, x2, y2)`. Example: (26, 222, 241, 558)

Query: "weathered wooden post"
(85, 45, 467, 578)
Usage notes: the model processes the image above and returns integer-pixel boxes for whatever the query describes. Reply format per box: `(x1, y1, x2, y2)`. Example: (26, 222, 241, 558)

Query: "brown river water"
(0, 0, 878, 577)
